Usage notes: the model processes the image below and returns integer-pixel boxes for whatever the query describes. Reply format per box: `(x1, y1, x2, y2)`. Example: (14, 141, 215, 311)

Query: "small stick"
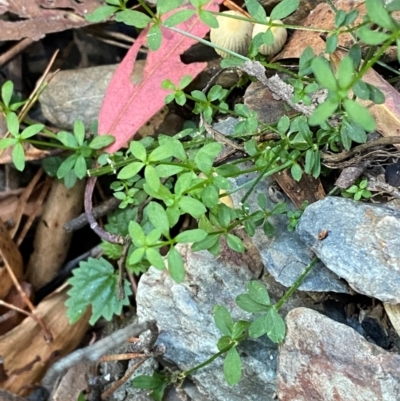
(42, 320, 158, 391)
(0, 38, 34, 68)
(3, 259, 53, 341)
(64, 197, 121, 232)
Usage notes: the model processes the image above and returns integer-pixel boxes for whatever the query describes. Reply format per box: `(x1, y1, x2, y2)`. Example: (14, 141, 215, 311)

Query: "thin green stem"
(275, 256, 319, 310)
(136, 0, 156, 18)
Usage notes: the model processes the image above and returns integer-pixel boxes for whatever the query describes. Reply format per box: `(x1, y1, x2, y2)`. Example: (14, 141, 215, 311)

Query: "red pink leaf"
(99, 1, 223, 153)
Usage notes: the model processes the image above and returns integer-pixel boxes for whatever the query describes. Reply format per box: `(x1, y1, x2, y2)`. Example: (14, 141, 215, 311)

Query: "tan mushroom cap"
(210, 10, 253, 58)
(252, 18, 287, 56)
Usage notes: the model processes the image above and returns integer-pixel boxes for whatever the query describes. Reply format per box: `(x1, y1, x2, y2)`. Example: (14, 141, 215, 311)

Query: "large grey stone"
(296, 197, 400, 303)
(39, 64, 119, 130)
(277, 307, 400, 401)
(136, 243, 321, 401)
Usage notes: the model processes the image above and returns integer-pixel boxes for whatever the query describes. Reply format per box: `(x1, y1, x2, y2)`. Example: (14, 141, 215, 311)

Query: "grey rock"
(296, 197, 400, 303)
(212, 117, 349, 293)
(136, 243, 321, 401)
(277, 307, 400, 401)
(39, 64, 119, 130)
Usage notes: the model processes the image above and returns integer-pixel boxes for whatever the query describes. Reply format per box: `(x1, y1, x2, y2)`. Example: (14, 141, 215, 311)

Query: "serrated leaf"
(66, 257, 132, 325)
(224, 347, 242, 385)
(213, 305, 234, 335)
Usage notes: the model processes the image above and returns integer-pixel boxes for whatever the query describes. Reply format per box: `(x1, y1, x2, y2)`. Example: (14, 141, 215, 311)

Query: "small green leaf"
(270, 0, 299, 20)
(167, 246, 185, 283)
(236, 294, 270, 313)
(1, 80, 13, 107)
(145, 165, 160, 192)
(201, 185, 219, 209)
(265, 308, 286, 343)
(20, 124, 44, 139)
(73, 120, 85, 146)
(175, 229, 207, 243)
(66, 257, 132, 325)
(132, 372, 167, 390)
(179, 196, 206, 218)
(231, 320, 250, 339)
(357, 26, 389, 45)
(179, 75, 192, 89)
(191, 233, 220, 251)
(226, 234, 245, 253)
(129, 141, 147, 162)
(290, 163, 303, 182)
(147, 24, 163, 51)
(146, 248, 165, 270)
(198, 9, 219, 28)
(213, 305, 234, 336)
(343, 99, 376, 132)
(12, 142, 25, 171)
(365, 0, 395, 30)
(311, 57, 337, 92)
(86, 5, 118, 22)
(147, 201, 170, 234)
(115, 10, 152, 28)
(57, 131, 78, 148)
(89, 135, 115, 149)
(117, 162, 144, 179)
(308, 100, 339, 126)
(217, 336, 233, 351)
(247, 281, 270, 306)
(325, 34, 338, 53)
(248, 314, 268, 338)
(74, 155, 87, 179)
(245, 0, 267, 21)
(148, 144, 174, 161)
(129, 247, 145, 264)
(337, 56, 354, 89)
(6, 112, 19, 137)
(0, 138, 16, 149)
(224, 347, 242, 385)
(157, 0, 184, 14)
(163, 9, 195, 27)
(129, 221, 146, 247)
(57, 154, 77, 178)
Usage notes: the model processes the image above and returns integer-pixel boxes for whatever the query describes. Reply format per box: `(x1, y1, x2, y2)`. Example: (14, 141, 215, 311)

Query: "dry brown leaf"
(0, 0, 102, 41)
(25, 179, 86, 290)
(0, 218, 23, 300)
(0, 287, 90, 397)
(273, 169, 325, 208)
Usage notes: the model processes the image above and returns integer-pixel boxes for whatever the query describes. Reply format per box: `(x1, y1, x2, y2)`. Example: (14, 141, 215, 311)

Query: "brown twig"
(101, 357, 148, 400)
(42, 320, 158, 392)
(3, 258, 53, 342)
(0, 38, 34, 68)
(64, 197, 120, 232)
